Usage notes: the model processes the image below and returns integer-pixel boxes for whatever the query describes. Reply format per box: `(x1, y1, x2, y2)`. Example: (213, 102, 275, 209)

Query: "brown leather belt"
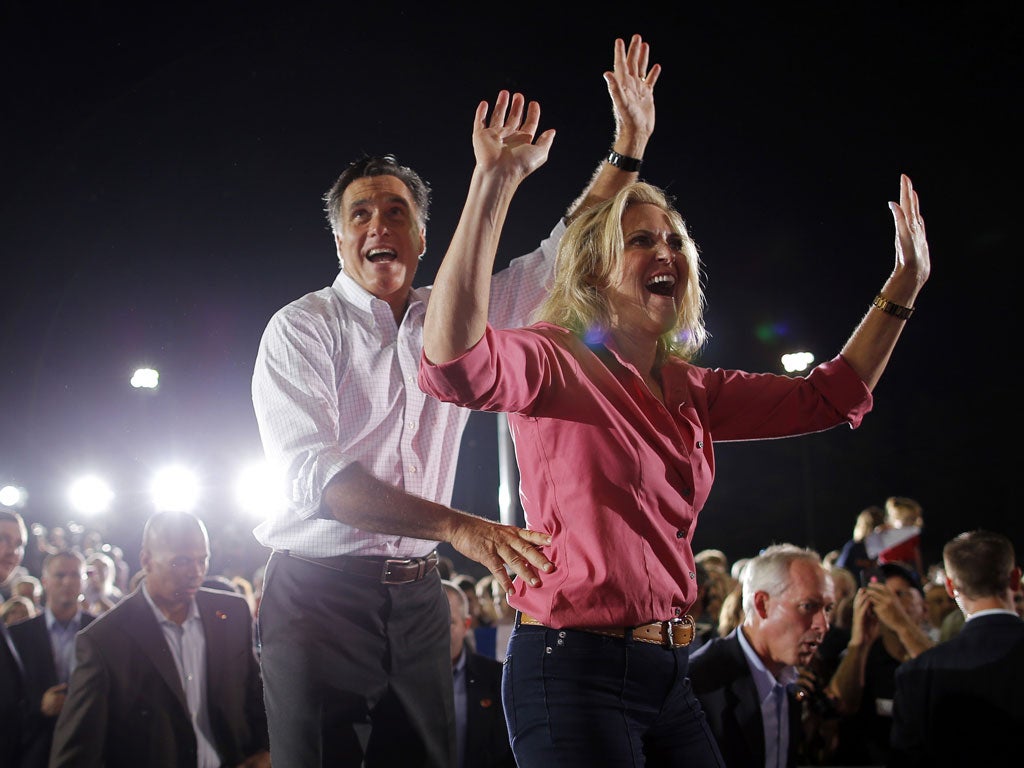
(282, 550, 439, 585)
(518, 612, 696, 648)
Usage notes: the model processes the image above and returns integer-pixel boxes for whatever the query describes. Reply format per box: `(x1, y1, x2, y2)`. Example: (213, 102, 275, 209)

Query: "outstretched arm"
(839, 174, 931, 391)
(566, 33, 661, 221)
(423, 90, 555, 364)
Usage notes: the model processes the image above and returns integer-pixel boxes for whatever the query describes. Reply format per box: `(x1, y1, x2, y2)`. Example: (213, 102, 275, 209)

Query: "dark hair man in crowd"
(889, 529, 1024, 766)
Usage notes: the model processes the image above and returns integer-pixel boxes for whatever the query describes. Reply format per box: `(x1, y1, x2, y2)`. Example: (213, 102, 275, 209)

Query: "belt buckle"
(380, 557, 414, 585)
(663, 616, 692, 648)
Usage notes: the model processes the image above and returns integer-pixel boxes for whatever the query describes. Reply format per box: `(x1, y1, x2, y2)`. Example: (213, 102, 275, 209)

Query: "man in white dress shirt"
(251, 35, 662, 768)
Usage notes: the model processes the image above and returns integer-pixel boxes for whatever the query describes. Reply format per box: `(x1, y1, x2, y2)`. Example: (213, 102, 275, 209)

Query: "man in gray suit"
(49, 511, 269, 768)
(889, 529, 1024, 766)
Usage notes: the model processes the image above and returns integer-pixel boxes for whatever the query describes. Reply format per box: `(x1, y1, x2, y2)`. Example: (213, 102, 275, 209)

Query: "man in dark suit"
(49, 510, 270, 768)
(0, 509, 28, 768)
(688, 544, 835, 768)
(443, 580, 515, 768)
(9, 549, 94, 768)
(889, 529, 1024, 766)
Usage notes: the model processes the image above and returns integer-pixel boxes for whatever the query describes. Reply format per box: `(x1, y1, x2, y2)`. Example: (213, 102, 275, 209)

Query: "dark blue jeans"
(503, 622, 725, 767)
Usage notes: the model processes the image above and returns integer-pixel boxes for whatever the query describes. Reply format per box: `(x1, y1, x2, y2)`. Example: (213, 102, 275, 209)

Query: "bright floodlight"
(781, 351, 815, 373)
(151, 465, 200, 512)
(68, 475, 114, 516)
(0, 485, 25, 507)
(131, 368, 160, 389)
(234, 460, 287, 519)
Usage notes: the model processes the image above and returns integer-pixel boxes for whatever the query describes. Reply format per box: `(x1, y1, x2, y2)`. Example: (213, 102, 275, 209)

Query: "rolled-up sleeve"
(252, 308, 355, 519)
(419, 325, 556, 415)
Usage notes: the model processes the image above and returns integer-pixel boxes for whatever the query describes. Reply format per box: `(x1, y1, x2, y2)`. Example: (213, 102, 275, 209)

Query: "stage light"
(234, 460, 287, 519)
(67, 475, 114, 516)
(781, 351, 815, 373)
(151, 465, 200, 512)
(0, 484, 26, 508)
(131, 368, 160, 389)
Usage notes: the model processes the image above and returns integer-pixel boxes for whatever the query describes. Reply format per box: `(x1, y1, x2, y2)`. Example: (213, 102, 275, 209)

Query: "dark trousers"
(258, 551, 455, 768)
(503, 623, 725, 767)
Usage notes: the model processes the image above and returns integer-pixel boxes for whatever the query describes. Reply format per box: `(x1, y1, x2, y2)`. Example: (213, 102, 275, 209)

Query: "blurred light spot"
(68, 475, 114, 516)
(131, 368, 160, 389)
(781, 351, 815, 373)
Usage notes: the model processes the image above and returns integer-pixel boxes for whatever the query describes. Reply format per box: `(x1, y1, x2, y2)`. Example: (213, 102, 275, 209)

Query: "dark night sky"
(1, 3, 1020, 576)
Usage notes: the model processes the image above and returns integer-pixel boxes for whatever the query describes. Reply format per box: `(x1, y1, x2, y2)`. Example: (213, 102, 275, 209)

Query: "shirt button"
(409, 466, 417, 474)
(407, 421, 416, 429)
(689, 572, 696, 580)
(696, 440, 704, 449)
(676, 529, 686, 539)
(674, 607, 683, 616)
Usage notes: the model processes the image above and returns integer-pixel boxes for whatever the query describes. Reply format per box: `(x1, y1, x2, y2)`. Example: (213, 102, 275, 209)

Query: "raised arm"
(565, 33, 661, 221)
(839, 174, 931, 390)
(423, 90, 555, 364)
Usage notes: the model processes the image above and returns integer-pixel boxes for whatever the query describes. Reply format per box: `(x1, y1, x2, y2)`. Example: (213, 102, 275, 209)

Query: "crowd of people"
(2, 30, 1022, 768)
(3, 500, 1021, 767)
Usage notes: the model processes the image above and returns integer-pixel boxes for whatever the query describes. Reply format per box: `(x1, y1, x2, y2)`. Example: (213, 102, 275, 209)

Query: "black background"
(1, 3, 1020, 578)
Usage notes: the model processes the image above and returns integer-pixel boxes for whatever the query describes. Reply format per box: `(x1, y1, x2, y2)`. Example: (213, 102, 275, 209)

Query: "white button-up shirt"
(251, 222, 561, 558)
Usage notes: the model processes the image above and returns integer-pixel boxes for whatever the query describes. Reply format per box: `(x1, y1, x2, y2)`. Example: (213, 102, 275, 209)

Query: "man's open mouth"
(367, 248, 397, 263)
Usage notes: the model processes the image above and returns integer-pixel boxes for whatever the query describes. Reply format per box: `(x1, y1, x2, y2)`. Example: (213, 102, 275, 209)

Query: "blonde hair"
(534, 182, 707, 361)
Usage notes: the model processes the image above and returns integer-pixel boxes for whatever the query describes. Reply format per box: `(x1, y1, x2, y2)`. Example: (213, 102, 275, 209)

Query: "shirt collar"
(737, 625, 797, 701)
(141, 582, 200, 627)
(332, 269, 427, 316)
(452, 646, 467, 676)
(44, 605, 83, 632)
(966, 608, 1018, 622)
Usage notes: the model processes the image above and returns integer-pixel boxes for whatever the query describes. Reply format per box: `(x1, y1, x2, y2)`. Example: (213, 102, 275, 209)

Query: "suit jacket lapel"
(725, 633, 767, 766)
(24, 616, 59, 687)
(121, 590, 190, 714)
(196, 591, 226, 713)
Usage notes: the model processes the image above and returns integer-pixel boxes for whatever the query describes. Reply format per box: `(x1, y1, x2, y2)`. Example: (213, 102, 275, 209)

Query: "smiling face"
(0, 517, 26, 583)
(334, 174, 426, 319)
(604, 203, 687, 340)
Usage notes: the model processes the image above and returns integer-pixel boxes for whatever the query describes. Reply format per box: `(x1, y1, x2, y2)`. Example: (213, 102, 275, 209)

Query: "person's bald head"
(142, 511, 208, 552)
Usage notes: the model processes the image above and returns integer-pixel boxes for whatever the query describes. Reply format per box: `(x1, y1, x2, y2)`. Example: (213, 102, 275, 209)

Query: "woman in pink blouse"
(419, 88, 930, 767)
